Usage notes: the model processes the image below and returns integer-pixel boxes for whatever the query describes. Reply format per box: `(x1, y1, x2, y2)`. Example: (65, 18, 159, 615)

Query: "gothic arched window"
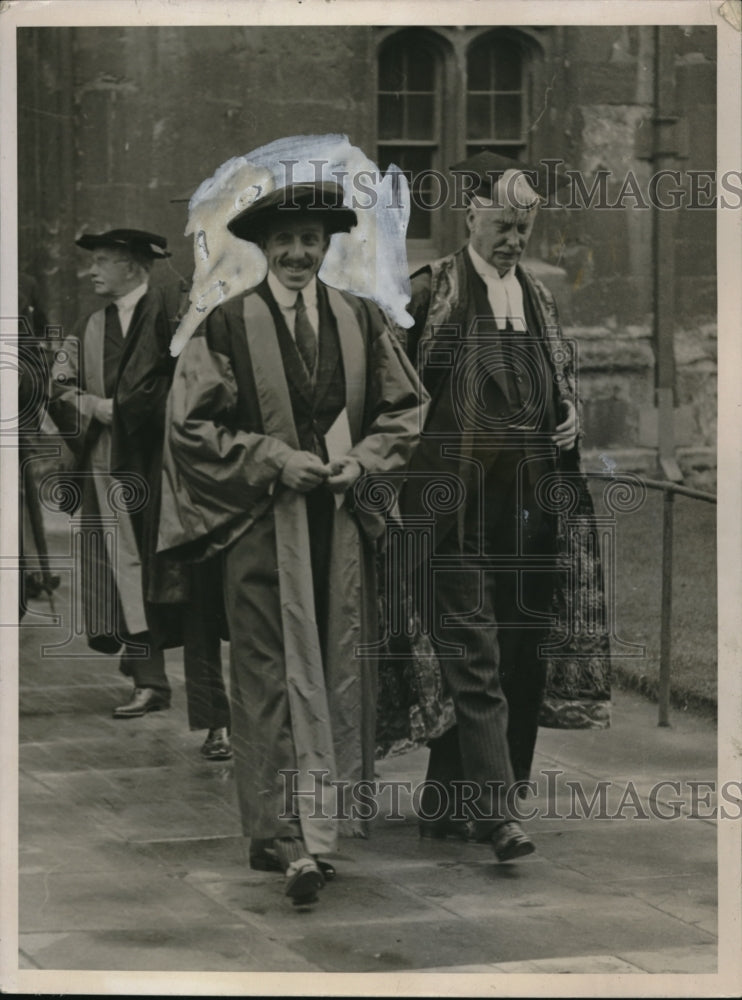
(466, 33, 530, 160)
(377, 31, 442, 241)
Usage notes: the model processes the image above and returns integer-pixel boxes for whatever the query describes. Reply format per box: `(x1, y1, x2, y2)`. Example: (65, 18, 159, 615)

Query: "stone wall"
(18, 25, 376, 332)
(575, 319, 717, 491)
(536, 25, 716, 328)
(537, 25, 717, 487)
(16, 24, 717, 485)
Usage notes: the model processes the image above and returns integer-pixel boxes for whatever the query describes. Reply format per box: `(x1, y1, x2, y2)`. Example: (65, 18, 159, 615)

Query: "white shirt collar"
(467, 243, 526, 331)
(267, 270, 318, 310)
(114, 281, 149, 314)
(467, 243, 517, 283)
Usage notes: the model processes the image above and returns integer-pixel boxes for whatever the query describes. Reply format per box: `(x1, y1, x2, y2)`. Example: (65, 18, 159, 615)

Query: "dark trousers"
(492, 453, 555, 782)
(183, 622, 230, 731)
(423, 450, 555, 833)
(498, 577, 550, 784)
(183, 567, 231, 732)
(119, 632, 170, 696)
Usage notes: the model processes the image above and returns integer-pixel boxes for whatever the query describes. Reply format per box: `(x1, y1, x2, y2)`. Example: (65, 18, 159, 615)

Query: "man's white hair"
(470, 168, 543, 212)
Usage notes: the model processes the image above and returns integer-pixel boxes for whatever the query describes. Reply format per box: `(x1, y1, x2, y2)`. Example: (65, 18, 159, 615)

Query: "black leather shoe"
(200, 727, 233, 760)
(112, 687, 170, 719)
(492, 821, 535, 862)
(270, 837, 328, 906)
(249, 843, 336, 881)
(285, 857, 325, 906)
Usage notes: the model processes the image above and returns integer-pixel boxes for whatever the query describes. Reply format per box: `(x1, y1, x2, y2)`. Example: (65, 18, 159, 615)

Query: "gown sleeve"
(47, 318, 104, 464)
(347, 299, 429, 477)
(157, 305, 296, 556)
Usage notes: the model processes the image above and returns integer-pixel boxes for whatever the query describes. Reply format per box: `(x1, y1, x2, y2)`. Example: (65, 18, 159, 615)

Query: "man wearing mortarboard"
(157, 181, 427, 906)
(400, 152, 611, 861)
(49, 229, 230, 746)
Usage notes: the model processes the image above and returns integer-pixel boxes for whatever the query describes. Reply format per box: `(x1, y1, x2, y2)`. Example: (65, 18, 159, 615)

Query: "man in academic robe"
(400, 152, 610, 862)
(158, 182, 427, 904)
(49, 230, 174, 717)
(50, 230, 233, 750)
(110, 269, 233, 755)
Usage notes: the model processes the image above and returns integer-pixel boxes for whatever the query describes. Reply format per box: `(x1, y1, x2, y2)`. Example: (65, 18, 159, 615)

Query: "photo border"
(1, 1, 740, 996)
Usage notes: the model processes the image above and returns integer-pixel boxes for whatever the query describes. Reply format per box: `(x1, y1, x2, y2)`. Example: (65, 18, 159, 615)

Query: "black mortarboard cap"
(75, 229, 171, 259)
(227, 182, 358, 244)
(450, 151, 569, 201)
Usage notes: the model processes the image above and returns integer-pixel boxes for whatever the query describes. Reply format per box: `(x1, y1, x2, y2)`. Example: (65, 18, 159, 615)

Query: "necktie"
(103, 303, 125, 397)
(294, 291, 317, 377)
(105, 302, 124, 339)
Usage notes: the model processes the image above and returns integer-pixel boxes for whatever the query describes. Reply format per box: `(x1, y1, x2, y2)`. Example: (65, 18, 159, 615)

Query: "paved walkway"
(15, 542, 718, 980)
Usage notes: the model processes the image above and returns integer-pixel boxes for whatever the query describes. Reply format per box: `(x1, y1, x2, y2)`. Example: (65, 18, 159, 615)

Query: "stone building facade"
(17, 24, 718, 482)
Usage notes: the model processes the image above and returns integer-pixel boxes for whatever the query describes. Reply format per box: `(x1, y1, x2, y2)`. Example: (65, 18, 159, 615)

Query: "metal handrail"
(588, 472, 717, 505)
(587, 471, 716, 726)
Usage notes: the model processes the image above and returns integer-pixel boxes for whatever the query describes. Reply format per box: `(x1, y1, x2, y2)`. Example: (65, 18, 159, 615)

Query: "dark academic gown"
(111, 280, 230, 730)
(109, 282, 187, 648)
(48, 291, 168, 692)
(158, 279, 427, 855)
(400, 247, 611, 800)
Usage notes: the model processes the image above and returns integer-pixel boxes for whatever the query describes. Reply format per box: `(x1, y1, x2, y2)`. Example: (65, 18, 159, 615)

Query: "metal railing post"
(658, 489, 675, 726)
(587, 472, 715, 728)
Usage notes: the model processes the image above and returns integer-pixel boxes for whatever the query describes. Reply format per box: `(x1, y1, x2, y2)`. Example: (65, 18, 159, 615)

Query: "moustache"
(278, 255, 313, 266)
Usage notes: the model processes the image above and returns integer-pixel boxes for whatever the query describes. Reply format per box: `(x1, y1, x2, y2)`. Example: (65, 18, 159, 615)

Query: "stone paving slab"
(279, 917, 517, 973)
(18, 772, 59, 802)
(20, 800, 117, 842)
(19, 659, 140, 688)
(19, 838, 151, 877)
(20, 737, 194, 773)
(30, 763, 238, 809)
(20, 684, 139, 717)
(601, 874, 717, 937)
(533, 816, 716, 882)
(195, 869, 447, 928)
(19, 924, 321, 973)
(19, 708, 126, 745)
(133, 834, 254, 882)
(20, 868, 244, 935)
(268, 901, 715, 975)
(534, 709, 716, 782)
(90, 797, 241, 843)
